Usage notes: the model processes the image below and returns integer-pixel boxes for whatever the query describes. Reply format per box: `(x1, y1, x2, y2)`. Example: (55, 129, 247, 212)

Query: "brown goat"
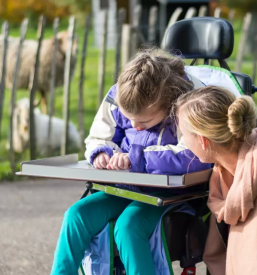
(0, 31, 77, 113)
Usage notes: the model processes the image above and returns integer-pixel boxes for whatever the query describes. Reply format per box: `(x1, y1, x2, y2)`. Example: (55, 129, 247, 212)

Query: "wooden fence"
(0, 5, 256, 179)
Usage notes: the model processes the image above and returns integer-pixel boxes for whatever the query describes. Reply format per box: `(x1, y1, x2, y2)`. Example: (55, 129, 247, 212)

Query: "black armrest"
(231, 72, 253, 96)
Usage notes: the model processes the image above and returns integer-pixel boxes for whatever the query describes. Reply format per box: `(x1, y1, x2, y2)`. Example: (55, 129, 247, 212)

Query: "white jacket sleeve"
(84, 95, 124, 163)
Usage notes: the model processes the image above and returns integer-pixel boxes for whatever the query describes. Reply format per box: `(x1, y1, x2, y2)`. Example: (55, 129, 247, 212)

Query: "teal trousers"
(50, 191, 169, 275)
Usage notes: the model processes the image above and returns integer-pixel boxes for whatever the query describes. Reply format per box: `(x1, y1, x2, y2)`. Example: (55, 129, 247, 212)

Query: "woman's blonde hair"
(116, 48, 193, 115)
(176, 86, 257, 147)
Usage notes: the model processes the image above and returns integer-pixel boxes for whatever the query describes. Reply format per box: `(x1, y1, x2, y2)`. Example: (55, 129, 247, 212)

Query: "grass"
(0, 20, 257, 181)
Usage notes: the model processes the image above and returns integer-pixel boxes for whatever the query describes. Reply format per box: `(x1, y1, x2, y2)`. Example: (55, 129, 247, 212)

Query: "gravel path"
(0, 179, 206, 275)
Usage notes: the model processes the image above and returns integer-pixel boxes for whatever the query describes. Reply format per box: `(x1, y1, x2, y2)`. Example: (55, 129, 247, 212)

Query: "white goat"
(9, 98, 81, 156)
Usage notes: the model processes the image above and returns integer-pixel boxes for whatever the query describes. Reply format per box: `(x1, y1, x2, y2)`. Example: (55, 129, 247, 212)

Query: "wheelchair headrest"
(164, 17, 234, 60)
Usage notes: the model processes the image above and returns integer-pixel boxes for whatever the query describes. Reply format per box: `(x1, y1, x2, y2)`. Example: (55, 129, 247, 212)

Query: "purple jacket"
(85, 80, 211, 192)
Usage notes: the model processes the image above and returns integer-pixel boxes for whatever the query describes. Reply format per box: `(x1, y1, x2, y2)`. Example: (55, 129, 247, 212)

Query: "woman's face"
(120, 105, 165, 130)
(178, 109, 210, 163)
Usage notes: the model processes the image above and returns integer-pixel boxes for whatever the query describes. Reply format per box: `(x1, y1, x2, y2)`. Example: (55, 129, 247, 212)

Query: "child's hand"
(93, 152, 110, 169)
(107, 153, 131, 170)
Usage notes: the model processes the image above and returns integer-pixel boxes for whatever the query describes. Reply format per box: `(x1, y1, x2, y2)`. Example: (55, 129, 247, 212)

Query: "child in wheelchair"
(176, 86, 257, 275)
(50, 49, 211, 275)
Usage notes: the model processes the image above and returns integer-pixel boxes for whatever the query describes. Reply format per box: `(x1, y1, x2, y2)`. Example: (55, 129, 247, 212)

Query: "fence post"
(9, 18, 28, 175)
(236, 13, 252, 72)
(114, 8, 126, 84)
(159, 1, 167, 42)
(0, 22, 9, 142)
(61, 16, 76, 156)
(228, 9, 235, 25)
(121, 24, 132, 69)
(29, 15, 45, 160)
(185, 7, 197, 19)
(252, 34, 257, 83)
(198, 5, 208, 17)
(161, 7, 183, 49)
(214, 7, 221, 18)
(131, 4, 143, 57)
(78, 15, 91, 156)
(47, 17, 59, 157)
(98, 10, 108, 108)
(148, 6, 158, 43)
(129, 0, 139, 24)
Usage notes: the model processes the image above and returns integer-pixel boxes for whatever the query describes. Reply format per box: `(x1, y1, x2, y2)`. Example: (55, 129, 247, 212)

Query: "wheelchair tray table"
(16, 154, 211, 206)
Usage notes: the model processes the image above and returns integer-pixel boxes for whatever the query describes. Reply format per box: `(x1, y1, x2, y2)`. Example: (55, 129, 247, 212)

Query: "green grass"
(0, 20, 257, 181)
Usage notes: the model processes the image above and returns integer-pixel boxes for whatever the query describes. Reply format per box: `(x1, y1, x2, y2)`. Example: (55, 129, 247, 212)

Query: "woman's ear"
(198, 135, 209, 150)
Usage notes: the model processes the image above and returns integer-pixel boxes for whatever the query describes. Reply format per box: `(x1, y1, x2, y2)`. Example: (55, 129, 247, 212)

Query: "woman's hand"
(93, 152, 110, 169)
(107, 153, 131, 170)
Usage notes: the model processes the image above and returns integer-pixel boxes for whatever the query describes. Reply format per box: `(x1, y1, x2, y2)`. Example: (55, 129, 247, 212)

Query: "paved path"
(0, 179, 206, 275)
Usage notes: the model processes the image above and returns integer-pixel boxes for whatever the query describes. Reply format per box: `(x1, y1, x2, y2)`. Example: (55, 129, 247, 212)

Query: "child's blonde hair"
(116, 49, 193, 115)
(176, 86, 257, 147)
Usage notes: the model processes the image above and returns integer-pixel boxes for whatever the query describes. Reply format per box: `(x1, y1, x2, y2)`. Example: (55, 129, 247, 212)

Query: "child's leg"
(51, 191, 131, 275)
(114, 201, 169, 275)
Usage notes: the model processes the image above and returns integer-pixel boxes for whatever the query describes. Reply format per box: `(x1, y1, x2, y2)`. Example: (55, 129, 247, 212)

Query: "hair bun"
(227, 96, 257, 141)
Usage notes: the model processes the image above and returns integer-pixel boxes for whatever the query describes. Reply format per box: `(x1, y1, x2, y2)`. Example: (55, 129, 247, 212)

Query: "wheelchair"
(80, 17, 257, 275)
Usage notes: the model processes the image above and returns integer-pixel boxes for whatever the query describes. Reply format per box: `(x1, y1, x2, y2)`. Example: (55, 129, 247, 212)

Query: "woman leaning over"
(176, 86, 257, 275)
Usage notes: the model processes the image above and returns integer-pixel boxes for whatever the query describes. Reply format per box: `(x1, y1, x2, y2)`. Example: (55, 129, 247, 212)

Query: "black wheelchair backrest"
(164, 17, 234, 60)
(164, 17, 257, 96)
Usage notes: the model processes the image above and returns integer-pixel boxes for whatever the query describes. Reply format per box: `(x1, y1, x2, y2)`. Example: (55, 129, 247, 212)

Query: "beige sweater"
(203, 129, 257, 275)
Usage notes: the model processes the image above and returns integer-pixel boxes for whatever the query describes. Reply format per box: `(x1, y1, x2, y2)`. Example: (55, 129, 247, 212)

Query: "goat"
(0, 31, 77, 113)
(8, 98, 81, 156)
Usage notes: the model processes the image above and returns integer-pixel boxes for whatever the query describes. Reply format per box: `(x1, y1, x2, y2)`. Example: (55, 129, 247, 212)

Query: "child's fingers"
(94, 153, 109, 169)
(107, 153, 130, 170)
(108, 153, 121, 170)
(93, 158, 100, 169)
(111, 154, 121, 170)
(108, 155, 114, 165)
(103, 153, 110, 164)
(107, 156, 114, 169)
(98, 154, 109, 168)
(94, 157, 103, 169)
(123, 156, 131, 170)
(118, 156, 125, 169)
(107, 163, 114, 169)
